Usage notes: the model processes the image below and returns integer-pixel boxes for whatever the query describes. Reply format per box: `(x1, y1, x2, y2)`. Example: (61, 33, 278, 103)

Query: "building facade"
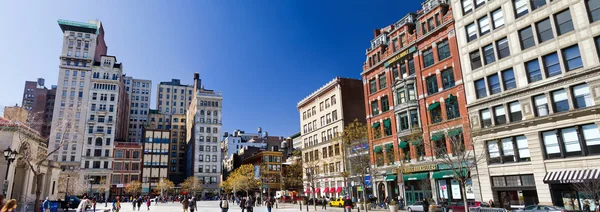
(111, 141, 142, 197)
(142, 129, 170, 194)
(156, 79, 194, 115)
(21, 78, 57, 138)
(186, 73, 223, 198)
(148, 111, 187, 183)
(241, 151, 283, 197)
(123, 76, 152, 143)
(297, 77, 365, 198)
(452, 0, 600, 209)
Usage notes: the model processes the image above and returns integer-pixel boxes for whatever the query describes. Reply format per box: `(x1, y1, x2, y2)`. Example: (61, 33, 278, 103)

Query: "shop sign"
(466, 178, 475, 199)
(365, 176, 372, 187)
(404, 164, 437, 173)
(451, 180, 461, 199)
(384, 46, 416, 68)
(117, 184, 124, 188)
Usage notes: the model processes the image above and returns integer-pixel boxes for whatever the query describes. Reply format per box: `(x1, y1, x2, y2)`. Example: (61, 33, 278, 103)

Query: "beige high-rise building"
(141, 129, 171, 194)
(156, 79, 194, 115)
(452, 0, 600, 208)
(123, 76, 152, 143)
(148, 111, 187, 183)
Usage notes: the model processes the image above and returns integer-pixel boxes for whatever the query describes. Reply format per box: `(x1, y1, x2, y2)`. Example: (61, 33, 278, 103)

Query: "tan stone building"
(452, 0, 600, 209)
(141, 129, 170, 194)
(148, 111, 187, 183)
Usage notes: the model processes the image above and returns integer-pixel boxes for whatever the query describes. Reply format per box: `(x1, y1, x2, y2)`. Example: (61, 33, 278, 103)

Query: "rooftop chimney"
(193, 72, 201, 91)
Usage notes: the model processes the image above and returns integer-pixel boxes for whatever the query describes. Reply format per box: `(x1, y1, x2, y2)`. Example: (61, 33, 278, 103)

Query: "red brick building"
(110, 141, 143, 197)
(21, 78, 57, 138)
(361, 0, 475, 204)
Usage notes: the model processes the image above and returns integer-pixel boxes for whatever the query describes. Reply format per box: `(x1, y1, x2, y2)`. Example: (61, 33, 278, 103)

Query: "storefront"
(386, 174, 399, 199)
(431, 169, 474, 202)
(490, 174, 538, 210)
(402, 164, 436, 205)
(544, 169, 599, 211)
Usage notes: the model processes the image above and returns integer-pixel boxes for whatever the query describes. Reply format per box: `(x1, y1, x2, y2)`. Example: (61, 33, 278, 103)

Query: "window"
(508, 101, 523, 122)
(587, 0, 600, 22)
(381, 96, 390, 112)
(519, 26, 535, 50)
(479, 15, 490, 35)
(446, 97, 460, 120)
(531, 0, 546, 10)
(502, 138, 515, 162)
(369, 79, 377, 94)
(534, 94, 549, 116)
(487, 135, 530, 164)
(371, 101, 379, 115)
(441, 69, 455, 89)
(428, 18, 434, 31)
(543, 52, 561, 77)
(536, 18, 553, 43)
(430, 103, 442, 124)
(554, 10, 574, 36)
(423, 49, 434, 68)
(408, 58, 415, 75)
(379, 74, 387, 89)
(397, 87, 406, 105)
(502, 69, 516, 90)
(494, 105, 507, 125)
(492, 8, 505, 28)
(488, 140, 501, 163)
(496, 37, 510, 59)
(470, 50, 482, 70)
(526, 59, 543, 83)
(467, 22, 478, 42)
(384, 119, 392, 136)
(463, 0, 473, 14)
(573, 84, 594, 108)
(408, 84, 416, 101)
(562, 45, 583, 71)
(481, 109, 492, 128)
(426, 75, 438, 95)
(487, 74, 501, 95)
(437, 40, 450, 61)
(399, 113, 409, 130)
(483, 44, 496, 65)
(584, 124, 600, 155)
(514, 0, 529, 18)
(475, 79, 487, 99)
(410, 110, 419, 128)
(551, 89, 570, 113)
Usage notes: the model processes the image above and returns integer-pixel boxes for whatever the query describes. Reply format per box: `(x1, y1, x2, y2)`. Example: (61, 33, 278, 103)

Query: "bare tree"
(1, 106, 80, 212)
(571, 172, 600, 203)
(57, 173, 89, 198)
(340, 119, 372, 212)
(303, 153, 319, 211)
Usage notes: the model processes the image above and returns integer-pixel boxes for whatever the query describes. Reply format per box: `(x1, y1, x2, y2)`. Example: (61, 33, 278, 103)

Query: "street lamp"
(88, 177, 95, 198)
(66, 176, 70, 198)
(3, 147, 18, 180)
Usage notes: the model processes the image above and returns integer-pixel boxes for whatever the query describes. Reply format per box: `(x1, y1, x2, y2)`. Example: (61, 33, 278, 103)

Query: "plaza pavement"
(109, 201, 359, 212)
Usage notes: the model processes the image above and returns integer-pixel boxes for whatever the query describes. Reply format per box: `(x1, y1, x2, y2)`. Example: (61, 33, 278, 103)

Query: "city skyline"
(0, 0, 423, 136)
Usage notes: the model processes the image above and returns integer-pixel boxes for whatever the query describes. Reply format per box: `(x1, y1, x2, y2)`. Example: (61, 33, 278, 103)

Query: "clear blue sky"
(0, 0, 422, 137)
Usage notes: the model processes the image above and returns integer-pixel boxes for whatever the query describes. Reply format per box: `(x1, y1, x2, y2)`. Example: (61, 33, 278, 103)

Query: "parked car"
(443, 201, 491, 212)
(407, 201, 443, 212)
(60, 196, 81, 209)
(514, 205, 567, 212)
(329, 197, 345, 207)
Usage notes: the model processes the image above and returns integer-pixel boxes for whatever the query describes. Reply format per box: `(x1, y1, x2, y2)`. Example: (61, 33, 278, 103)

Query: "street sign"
(117, 184, 124, 188)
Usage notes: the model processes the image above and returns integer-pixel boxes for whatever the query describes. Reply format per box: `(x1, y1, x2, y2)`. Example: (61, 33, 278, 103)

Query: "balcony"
(393, 13, 417, 30)
(421, 0, 449, 15)
(366, 32, 388, 53)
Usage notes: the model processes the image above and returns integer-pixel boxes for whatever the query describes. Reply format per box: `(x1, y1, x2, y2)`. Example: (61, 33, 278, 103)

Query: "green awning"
(383, 119, 391, 128)
(427, 102, 440, 111)
(398, 141, 409, 149)
(445, 94, 457, 103)
(372, 122, 380, 128)
(411, 139, 422, 146)
(385, 175, 397, 181)
(432, 169, 467, 179)
(403, 172, 429, 181)
(447, 128, 463, 138)
(385, 143, 394, 150)
(374, 146, 383, 153)
(431, 132, 445, 141)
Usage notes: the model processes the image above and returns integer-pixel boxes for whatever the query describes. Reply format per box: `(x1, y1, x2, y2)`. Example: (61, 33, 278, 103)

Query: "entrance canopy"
(432, 169, 467, 179)
(543, 169, 600, 184)
(336, 187, 342, 193)
(403, 172, 428, 181)
(323, 188, 329, 193)
(385, 174, 397, 181)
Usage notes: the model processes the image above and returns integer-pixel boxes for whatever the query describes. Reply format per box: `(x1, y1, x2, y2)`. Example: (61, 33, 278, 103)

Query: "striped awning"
(543, 169, 600, 184)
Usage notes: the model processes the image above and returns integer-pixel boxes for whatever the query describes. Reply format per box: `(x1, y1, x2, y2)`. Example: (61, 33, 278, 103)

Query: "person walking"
(240, 197, 246, 212)
(343, 196, 353, 212)
(146, 197, 151, 211)
(584, 200, 591, 212)
(77, 196, 91, 212)
(42, 197, 51, 212)
(220, 196, 230, 212)
(112, 197, 121, 212)
(132, 196, 137, 211)
(321, 196, 327, 210)
(1, 199, 17, 212)
(189, 197, 198, 212)
(182, 196, 190, 212)
(266, 197, 273, 212)
(423, 198, 430, 212)
(245, 197, 253, 212)
(138, 196, 143, 211)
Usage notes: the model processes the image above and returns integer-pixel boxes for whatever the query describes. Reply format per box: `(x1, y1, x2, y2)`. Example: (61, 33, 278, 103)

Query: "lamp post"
(66, 176, 70, 198)
(88, 177, 95, 198)
(3, 147, 18, 198)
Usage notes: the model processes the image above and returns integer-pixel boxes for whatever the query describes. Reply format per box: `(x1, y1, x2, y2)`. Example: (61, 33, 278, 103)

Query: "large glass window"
(494, 105, 507, 125)
(397, 87, 406, 105)
(492, 8, 505, 28)
(543, 124, 600, 159)
(470, 50, 482, 70)
(479, 15, 490, 35)
(399, 113, 409, 131)
(475, 79, 487, 99)
(379, 74, 387, 89)
(430, 103, 442, 124)
(551, 89, 569, 113)
(572, 83, 594, 108)
(381, 96, 390, 112)
(536, 18, 553, 43)
(543, 52, 561, 78)
(534, 94, 549, 117)
(519, 26, 535, 50)
(516, 136, 531, 161)
(502, 69, 516, 90)
(426, 75, 439, 95)
(526, 59, 543, 83)
(487, 74, 501, 95)
(555, 9, 574, 35)
(369, 79, 377, 94)
(408, 84, 416, 101)
(563, 127, 583, 157)
(508, 101, 522, 122)
(437, 40, 451, 61)
(408, 58, 415, 75)
(409, 110, 419, 128)
(371, 101, 379, 115)
(467, 22, 478, 42)
(514, 0, 529, 18)
(583, 124, 600, 155)
(496, 37, 510, 59)
(562, 45, 583, 71)
(501, 138, 515, 162)
(488, 140, 501, 163)
(481, 109, 492, 128)
(446, 97, 460, 120)
(483, 44, 496, 64)
(531, 0, 546, 10)
(463, 0, 473, 14)
(543, 130, 562, 159)
(587, 0, 600, 22)
(423, 49, 434, 68)
(441, 69, 455, 89)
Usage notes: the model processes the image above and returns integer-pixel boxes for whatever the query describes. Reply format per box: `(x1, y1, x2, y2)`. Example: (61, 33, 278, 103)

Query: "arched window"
(200, 110, 205, 115)
(95, 138, 103, 146)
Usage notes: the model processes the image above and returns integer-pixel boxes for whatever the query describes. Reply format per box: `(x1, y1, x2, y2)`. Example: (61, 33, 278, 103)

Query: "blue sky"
(0, 0, 422, 137)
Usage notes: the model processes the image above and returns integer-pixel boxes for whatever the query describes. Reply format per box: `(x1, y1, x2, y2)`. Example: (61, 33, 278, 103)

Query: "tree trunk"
(362, 180, 369, 212)
(34, 173, 43, 212)
(460, 181, 468, 212)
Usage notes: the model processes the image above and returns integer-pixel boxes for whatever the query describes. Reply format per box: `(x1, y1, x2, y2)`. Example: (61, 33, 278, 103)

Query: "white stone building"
(452, 0, 600, 209)
(123, 76, 152, 143)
